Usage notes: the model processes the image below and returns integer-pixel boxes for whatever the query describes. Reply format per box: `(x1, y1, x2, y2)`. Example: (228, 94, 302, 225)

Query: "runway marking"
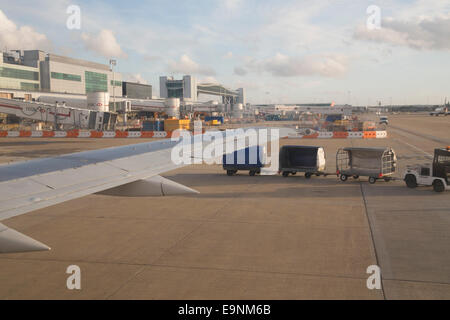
(389, 124, 450, 145)
(394, 138, 433, 158)
(390, 128, 433, 159)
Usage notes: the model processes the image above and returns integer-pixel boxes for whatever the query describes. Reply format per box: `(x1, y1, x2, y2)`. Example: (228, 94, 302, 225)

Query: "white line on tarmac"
(390, 129, 433, 158)
(395, 138, 433, 158)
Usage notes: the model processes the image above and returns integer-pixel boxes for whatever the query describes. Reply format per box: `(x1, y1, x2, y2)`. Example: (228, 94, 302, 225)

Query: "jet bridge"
(0, 98, 117, 130)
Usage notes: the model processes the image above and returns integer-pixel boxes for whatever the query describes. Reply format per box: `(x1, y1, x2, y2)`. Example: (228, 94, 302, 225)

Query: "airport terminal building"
(0, 51, 40, 93)
(160, 75, 245, 105)
(0, 50, 122, 99)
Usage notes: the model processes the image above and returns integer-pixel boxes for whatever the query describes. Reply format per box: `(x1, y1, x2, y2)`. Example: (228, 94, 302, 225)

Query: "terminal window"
(111, 80, 122, 87)
(51, 72, 81, 82)
(0, 66, 39, 81)
(85, 71, 108, 92)
(168, 88, 183, 98)
(20, 82, 39, 91)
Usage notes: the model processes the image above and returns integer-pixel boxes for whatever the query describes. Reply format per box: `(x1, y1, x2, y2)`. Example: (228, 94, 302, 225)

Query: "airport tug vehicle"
(403, 147, 450, 193)
(336, 147, 397, 184)
(279, 146, 327, 178)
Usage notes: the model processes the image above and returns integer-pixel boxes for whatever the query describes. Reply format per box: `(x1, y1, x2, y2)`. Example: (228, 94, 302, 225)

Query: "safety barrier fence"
(285, 130, 387, 139)
(0, 130, 388, 139)
(0, 130, 172, 138)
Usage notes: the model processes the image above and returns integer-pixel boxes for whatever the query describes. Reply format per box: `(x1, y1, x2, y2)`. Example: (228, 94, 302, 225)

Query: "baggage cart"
(336, 147, 397, 184)
(223, 145, 266, 176)
(279, 145, 326, 178)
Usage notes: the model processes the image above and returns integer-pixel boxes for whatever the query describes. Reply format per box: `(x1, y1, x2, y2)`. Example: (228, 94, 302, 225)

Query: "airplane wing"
(0, 127, 293, 253)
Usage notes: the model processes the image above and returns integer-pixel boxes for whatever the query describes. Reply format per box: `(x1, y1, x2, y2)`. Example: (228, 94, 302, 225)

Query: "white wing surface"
(0, 127, 293, 253)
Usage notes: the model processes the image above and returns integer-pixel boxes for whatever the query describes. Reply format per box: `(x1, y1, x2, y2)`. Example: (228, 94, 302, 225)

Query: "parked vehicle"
(403, 147, 450, 192)
(223, 145, 266, 176)
(429, 107, 448, 116)
(336, 147, 397, 184)
(265, 114, 281, 121)
(379, 116, 389, 125)
(279, 145, 326, 178)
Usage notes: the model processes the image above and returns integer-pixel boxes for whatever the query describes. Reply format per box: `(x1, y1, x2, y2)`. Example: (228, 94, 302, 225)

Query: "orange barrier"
(363, 131, 377, 139)
(114, 130, 129, 138)
(42, 131, 55, 137)
(66, 130, 80, 138)
(89, 131, 104, 138)
(333, 132, 349, 139)
(19, 130, 31, 137)
(140, 131, 154, 138)
(0, 130, 7, 137)
(303, 132, 319, 139)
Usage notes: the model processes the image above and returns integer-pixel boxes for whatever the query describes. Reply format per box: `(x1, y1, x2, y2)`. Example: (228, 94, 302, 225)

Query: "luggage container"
(223, 145, 266, 176)
(142, 119, 164, 132)
(164, 119, 190, 131)
(279, 146, 326, 178)
(204, 116, 224, 124)
(336, 147, 397, 184)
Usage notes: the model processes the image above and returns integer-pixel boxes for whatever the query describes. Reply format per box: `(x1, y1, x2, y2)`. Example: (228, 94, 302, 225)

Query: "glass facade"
(85, 71, 107, 92)
(167, 88, 183, 98)
(166, 80, 184, 98)
(20, 82, 40, 91)
(122, 82, 152, 99)
(0, 66, 39, 81)
(51, 72, 81, 82)
(110, 80, 122, 87)
(166, 81, 183, 89)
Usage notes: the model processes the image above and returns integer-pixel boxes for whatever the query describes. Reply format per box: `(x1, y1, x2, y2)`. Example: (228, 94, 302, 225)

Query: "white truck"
(403, 147, 450, 192)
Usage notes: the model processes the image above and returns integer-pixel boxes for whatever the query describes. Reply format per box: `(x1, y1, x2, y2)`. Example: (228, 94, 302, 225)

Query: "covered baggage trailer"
(279, 145, 326, 178)
(223, 145, 266, 176)
(336, 147, 397, 184)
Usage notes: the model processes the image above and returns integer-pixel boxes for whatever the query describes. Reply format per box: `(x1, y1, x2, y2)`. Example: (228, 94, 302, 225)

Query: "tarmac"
(0, 113, 449, 299)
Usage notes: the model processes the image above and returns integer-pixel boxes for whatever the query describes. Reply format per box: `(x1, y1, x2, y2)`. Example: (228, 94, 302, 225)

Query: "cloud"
(354, 14, 450, 50)
(123, 73, 148, 84)
(167, 54, 216, 76)
(143, 54, 162, 62)
(234, 66, 247, 76)
(81, 29, 127, 59)
(224, 51, 233, 59)
(222, 0, 242, 11)
(244, 53, 348, 77)
(199, 76, 219, 84)
(0, 9, 52, 50)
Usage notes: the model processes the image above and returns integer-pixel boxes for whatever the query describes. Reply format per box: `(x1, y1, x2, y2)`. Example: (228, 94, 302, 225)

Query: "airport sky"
(0, 0, 449, 105)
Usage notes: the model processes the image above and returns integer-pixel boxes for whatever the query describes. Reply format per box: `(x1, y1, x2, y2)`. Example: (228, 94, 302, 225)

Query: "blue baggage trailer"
(223, 145, 266, 176)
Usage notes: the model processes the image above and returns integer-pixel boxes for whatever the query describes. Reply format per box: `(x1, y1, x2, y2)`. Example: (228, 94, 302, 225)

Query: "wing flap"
(0, 178, 52, 202)
(29, 162, 127, 190)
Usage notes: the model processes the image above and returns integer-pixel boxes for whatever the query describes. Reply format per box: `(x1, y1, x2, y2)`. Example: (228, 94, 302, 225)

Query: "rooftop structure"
(160, 75, 245, 105)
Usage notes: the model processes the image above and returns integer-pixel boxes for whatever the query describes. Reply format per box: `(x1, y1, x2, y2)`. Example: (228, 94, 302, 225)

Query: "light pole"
(109, 59, 117, 111)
